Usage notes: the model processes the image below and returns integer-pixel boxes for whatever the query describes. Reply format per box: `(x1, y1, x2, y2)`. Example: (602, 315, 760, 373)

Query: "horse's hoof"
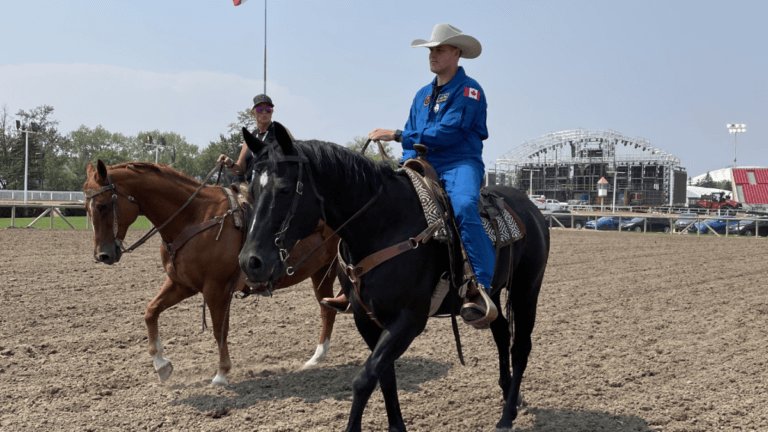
(517, 391, 526, 408)
(211, 374, 228, 387)
(303, 341, 329, 369)
(302, 361, 319, 370)
(157, 360, 174, 382)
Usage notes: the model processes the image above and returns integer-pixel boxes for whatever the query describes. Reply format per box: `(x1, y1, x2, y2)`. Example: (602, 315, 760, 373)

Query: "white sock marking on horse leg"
(212, 373, 229, 386)
(150, 336, 173, 382)
(303, 338, 330, 369)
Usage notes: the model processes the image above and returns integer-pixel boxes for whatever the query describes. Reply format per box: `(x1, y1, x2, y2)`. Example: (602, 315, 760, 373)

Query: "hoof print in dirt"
(206, 407, 230, 419)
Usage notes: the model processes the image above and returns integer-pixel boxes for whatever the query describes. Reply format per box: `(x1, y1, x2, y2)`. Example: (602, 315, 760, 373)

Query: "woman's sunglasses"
(253, 107, 273, 113)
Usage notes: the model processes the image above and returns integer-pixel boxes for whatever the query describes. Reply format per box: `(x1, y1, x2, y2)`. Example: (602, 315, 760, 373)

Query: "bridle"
(84, 173, 138, 252)
(251, 145, 326, 271)
(251, 144, 383, 276)
(85, 162, 226, 254)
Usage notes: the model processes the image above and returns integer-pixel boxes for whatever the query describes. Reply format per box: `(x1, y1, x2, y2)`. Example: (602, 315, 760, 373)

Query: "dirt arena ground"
(1, 228, 766, 432)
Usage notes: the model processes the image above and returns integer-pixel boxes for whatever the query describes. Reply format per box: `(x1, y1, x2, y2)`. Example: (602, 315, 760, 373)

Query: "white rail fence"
(0, 190, 85, 202)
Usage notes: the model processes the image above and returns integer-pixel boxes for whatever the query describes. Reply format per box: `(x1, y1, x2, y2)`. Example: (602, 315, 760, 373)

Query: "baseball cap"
(252, 94, 274, 108)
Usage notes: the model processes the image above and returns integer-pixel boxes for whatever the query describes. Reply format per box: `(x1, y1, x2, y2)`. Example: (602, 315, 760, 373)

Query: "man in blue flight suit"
(322, 24, 497, 329)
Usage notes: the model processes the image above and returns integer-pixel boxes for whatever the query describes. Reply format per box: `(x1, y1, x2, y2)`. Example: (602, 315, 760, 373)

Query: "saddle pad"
(481, 209, 524, 246)
(401, 167, 450, 239)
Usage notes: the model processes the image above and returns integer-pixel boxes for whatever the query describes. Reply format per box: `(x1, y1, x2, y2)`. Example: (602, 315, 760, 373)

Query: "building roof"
(732, 168, 768, 204)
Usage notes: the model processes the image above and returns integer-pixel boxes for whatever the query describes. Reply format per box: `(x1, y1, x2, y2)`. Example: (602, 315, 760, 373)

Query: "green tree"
(345, 135, 394, 162)
(227, 109, 257, 135)
(696, 172, 716, 188)
(199, 132, 244, 184)
(714, 180, 732, 191)
(0, 105, 14, 189)
(10, 105, 70, 191)
(65, 125, 134, 190)
(135, 130, 200, 177)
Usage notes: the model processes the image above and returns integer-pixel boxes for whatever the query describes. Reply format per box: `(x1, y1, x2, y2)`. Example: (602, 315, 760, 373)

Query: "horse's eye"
(98, 204, 108, 213)
(278, 187, 292, 196)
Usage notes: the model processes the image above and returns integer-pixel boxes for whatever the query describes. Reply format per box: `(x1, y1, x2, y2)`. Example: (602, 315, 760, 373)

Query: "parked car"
(673, 213, 698, 232)
(543, 209, 588, 229)
(621, 217, 672, 233)
(544, 199, 568, 211)
(689, 216, 737, 234)
(727, 217, 768, 237)
(529, 195, 546, 209)
(585, 216, 623, 230)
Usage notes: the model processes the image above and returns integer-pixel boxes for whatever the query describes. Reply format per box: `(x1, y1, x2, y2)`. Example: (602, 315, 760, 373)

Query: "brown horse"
(83, 160, 340, 386)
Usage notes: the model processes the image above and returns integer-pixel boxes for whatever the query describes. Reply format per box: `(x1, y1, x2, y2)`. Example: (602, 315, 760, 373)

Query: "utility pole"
(146, 136, 166, 164)
(15, 120, 43, 204)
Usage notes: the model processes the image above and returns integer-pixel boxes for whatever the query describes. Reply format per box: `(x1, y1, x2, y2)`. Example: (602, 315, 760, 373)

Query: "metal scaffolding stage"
(487, 129, 688, 206)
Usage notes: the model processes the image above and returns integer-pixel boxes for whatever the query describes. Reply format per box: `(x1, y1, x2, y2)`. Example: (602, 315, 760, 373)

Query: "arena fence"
(1, 203, 90, 229)
(0, 190, 85, 202)
(544, 212, 765, 238)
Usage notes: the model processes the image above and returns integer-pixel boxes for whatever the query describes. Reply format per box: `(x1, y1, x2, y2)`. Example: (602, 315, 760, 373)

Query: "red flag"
(463, 87, 480, 101)
(233, 0, 249, 5)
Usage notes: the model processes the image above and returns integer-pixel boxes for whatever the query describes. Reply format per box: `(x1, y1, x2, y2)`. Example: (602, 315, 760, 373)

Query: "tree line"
(692, 171, 732, 191)
(0, 104, 392, 192)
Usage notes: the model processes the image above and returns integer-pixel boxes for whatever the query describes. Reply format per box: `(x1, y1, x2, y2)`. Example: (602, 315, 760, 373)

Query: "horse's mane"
(109, 161, 208, 188)
(292, 140, 397, 192)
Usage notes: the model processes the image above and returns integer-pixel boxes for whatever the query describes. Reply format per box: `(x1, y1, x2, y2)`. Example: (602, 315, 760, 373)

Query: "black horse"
(238, 123, 549, 432)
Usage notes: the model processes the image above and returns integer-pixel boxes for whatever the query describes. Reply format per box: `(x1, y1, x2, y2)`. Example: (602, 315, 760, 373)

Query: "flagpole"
(264, 0, 267, 94)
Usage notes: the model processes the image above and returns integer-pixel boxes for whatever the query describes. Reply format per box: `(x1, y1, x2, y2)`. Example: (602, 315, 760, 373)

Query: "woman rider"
(217, 94, 294, 188)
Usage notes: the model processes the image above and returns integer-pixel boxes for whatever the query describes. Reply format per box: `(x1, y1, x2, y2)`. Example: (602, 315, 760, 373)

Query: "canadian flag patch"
(463, 87, 480, 100)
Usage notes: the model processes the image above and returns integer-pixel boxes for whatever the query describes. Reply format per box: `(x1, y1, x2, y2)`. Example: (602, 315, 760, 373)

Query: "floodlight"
(727, 123, 746, 167)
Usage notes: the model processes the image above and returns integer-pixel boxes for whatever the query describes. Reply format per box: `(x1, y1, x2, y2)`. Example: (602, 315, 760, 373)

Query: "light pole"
(727, 124, 746, 167)
(15, 120, 43, 204)
(146, 136, 166, 164)
(606, 166, 618, 214)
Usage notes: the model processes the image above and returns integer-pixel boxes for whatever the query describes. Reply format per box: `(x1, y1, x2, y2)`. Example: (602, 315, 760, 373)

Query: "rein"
(85, 161, 226, 253)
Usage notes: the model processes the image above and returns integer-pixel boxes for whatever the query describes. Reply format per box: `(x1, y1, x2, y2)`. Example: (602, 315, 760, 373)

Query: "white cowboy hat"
(410, 24, 482, 59)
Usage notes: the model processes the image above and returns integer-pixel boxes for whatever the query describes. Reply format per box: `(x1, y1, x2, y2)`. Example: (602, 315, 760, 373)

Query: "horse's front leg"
(145, 277, 196, 382)
(304, 264, 338, 369)
(346, 311, 423, 432)
(203, 278, 236, 386)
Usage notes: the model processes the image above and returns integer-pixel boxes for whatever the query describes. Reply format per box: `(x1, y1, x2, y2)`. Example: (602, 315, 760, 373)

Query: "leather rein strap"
(85, 161, 225, 254)
(337, 216, 444, 328)
(162, 209, 234, 268)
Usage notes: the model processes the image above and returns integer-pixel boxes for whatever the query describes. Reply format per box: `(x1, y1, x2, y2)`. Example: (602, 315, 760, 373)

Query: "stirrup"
(320, 294, 352, 314)
(460, 286, 498, 329)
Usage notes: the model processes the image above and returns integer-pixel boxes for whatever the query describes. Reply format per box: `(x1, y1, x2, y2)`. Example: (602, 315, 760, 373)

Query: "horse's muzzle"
(95, 243, 122, 265)
(238, 250, 284, 284)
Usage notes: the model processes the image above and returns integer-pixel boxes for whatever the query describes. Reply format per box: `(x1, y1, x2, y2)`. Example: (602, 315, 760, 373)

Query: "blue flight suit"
(400, 67, 495, 288)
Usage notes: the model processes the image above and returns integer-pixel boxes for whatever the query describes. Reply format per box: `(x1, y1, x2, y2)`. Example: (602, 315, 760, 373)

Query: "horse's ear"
(86, 161, 95, 176)
(96, 160, 108, 180)
(243, 127, 267, 155)
(272, 121, 294, 155)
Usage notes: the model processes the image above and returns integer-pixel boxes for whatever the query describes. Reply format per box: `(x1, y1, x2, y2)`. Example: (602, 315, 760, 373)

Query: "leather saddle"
(400, 145, 526, 315)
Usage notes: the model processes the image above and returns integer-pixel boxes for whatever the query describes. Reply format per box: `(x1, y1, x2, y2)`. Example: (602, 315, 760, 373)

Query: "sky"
(1, 0, 766, 178)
